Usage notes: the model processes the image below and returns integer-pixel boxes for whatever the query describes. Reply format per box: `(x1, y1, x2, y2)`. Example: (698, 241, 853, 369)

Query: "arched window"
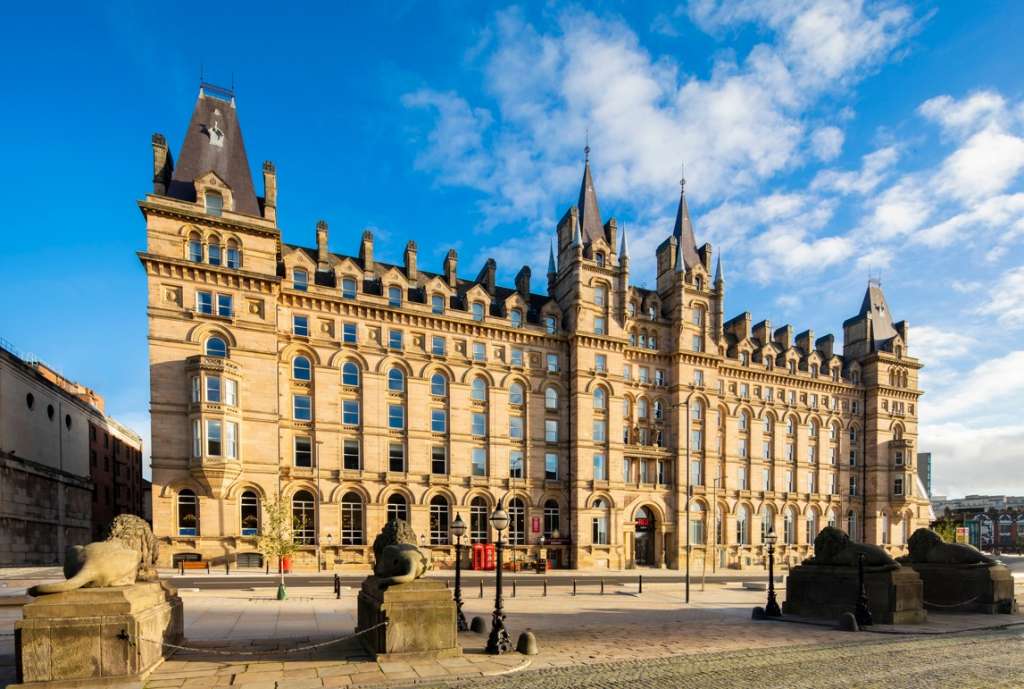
(629, 330, 637, 346)
(178, 489, 199, 536)
(204, 191, 224, 216)
(809, 421, 818, 438)
(472, 302, 485, 322)
(592, 499, 610, 545)
(594, 284, 607, 307)
(240, 490, 259, 536)
(783, 507, 796, 545)
(471, 378, 487, 402)
(342, 362, 360, 387)
(387, 285, 402, 307)
(736, 505, 750, 545)
(387, 368, 405, 393)
(509, 382, 525, 406)
(386, 494, 408, 524)
(638, 398, 649, 419)
(205, 337, 227, 358)
(593, 388, 606, 410)
(509, 498, 526, 545)
(901, 514, 911, 545)
(648, 304, 657, 320)
(830, 423, 839, 441)
(881, 512, 890, 545)
(470, 497, 489, 543)
(187, 232, 203, 262)
(649, 335, 657, 349)
(510, 309, 523, 328)
(689, 502, 706, 544)
(292, 491, 316, 545)
(430, 373, 447, 397)
(595, 252, 605, 267)
(543, 499, 560, 538)
(627, 302, 636, 317)
(847, 511, 858, 540)
(639, 333, 647, 348)
(226, 238, 241, 268)
(786, 417, 796, 435)
(828, 509, 839, 528)
(340, 492, 364, 545)
(806, 508, 819, 543)
(739, 411, 750, 432)
(761, 505, 775, 543)
(763, 415, 773, 434)
(623, 397, 632, 418)
(893, 425, 903, 440)
(429, 496, 450, 545)
(691, 400, 703, 420)
(292, 355, 311, 381)
(545, 387, 558, 409)
(695, 276, 704, 291)
(654, 400, 664, 420)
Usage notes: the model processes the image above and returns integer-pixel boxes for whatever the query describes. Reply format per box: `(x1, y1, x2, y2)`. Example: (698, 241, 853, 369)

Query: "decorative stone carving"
(905, 528, 996, 565)
(804, 526, 897, 569)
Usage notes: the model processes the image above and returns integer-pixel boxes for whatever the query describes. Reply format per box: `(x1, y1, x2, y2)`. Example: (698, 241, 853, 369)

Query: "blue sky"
(1, 2, 1022, 497)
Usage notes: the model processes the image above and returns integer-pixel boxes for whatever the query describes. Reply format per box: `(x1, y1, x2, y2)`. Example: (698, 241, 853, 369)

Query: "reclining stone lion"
(905, 528, 996, 565)
(806, 526, 897, 568)
(371, 518, 431, 589)
(29, 514, 159, 596)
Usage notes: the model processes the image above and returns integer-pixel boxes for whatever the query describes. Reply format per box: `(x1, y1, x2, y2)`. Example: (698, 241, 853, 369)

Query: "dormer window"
(205, 191, 224, 216)
(545, 315, 557, 334)
(648, 304, 657, 320)
(294, 269, 308, 292)
(627, 302, 636, 318)
(595, 252, 605, 267)
(594, 285, 607, 308)
(431, 294, 445, 315)
(388, 286, 402, 307)
(788, 361, 796, 375)
(740, 352, 749, 366)
(472, 302, 485, 322)
(341, 277, 357, 299)
(695, 276, 704, 291)
(510, 309, 523, 328)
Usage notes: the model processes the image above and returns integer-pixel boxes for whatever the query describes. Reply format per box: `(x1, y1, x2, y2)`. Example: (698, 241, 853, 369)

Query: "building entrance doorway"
(634, 506, 656, 567)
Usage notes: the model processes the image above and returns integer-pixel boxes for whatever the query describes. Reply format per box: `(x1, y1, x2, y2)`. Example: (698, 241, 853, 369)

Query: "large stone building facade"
(141, 85, 930, 571)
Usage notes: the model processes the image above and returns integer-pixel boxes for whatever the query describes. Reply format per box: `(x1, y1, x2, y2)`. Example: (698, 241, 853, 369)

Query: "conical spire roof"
(168, 85, 260, 216)
(548, 241, 557, 274)
(858, 279, 897, 341)
(577, 149, 605, 244)
(619, 223, 630, 260)
(672, 170, 702, 271)
(714, 253, 724, 284)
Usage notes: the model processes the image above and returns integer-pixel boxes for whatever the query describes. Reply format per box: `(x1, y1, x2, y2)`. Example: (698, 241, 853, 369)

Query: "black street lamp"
(451, 513, 469, 632)
(764, 530, 782, 617)
(855, 552, 873, 626)
(485, 498, 512, 654)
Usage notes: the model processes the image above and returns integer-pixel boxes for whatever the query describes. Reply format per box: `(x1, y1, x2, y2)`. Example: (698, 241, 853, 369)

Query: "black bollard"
(572, 578, 577, 596)
(479, 579, 484, 598)
(601, 579, 605, 595)
(639, 575, 643, 594)
(854, 553, 873, 626)
(543, 578, 548, 597)
(334, 573, 341, 599)
(512, 578, 517, 598)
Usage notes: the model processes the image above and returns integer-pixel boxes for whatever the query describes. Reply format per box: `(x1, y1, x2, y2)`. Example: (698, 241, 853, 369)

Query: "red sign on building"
(532, 516, 541, 533)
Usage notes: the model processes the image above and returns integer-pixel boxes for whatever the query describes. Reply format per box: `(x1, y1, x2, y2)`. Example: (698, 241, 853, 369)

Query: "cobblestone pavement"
(398, 627, 1024, 689)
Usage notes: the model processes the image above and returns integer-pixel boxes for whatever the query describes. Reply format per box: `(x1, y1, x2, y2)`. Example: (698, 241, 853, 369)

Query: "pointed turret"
(857, 280, 897, 341)
(619, 223, 630, 262)
(674, 239, 684, 273)
(714, 254, 724, 285)
(843, 279, 900, 360)
(571, 211, 582, 248)
(577, 146, 605, 244)
(672, 167, 702, 271)
(167, 83, 260, 216)
(547, 242, 557, 275)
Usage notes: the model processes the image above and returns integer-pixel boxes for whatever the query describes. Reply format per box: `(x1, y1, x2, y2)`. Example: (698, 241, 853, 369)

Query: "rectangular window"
(472, 448, 487, 476)
(509, 416, 524, 440)
(206, 419, 222, 456)
(511, 347, 524, 367)
(431, 409, 447, 433)
(738, 467, 748, 490)
(762, 441, 772, 460)
(593, 420, 607, 442)
(472, 413, 487, 436)
(389, 443, 405, 472)
(343, 440, 360, 470)
(431, 446, 447, 474)
(293, 395, 311, 421)
(342, 322, 357, 344)
(830, 447, 837, 465)
(595, 354, 607, 373)
(656, 370, 666, 386)
(786, 470, 795, 492)
(546, 354, 559, 372)
(545, 452, 558, 480)
(545, 419, 558, 442)
(432, 336, 446, 356)
(473, 342, 486, 361)
(224, 378, 237, 406)
(808, 446, 816, 464)
(294, 269, 308, 291)
(226, 246, 240, 269)
(692, 335, 702, 352)
(690, 460, 702, 485)
(388, 329, 403, 350)
(849, 449, 857, 466)
(192, 419, 201, 457)
(205, 376, 221, 403)
(342, 400, 359, 426)
(740, 383, 749, 399)
(691, 430, 703, 451)
(623, 458, 633, 483)
(594, 316, 606, 335)
(431, 294, 445, 314)
(657, 460, 668, 485)
(293, 315, 309, 337)
(808, 473, 816, 494)
(593, 454, 607, 481)
(217, 294, 232, 317)
(388, 404, 405, 430)
(189, 241, 203, 263)
(829, 473, 836, 494)
(739, 439, 748, 458)
(623, 364, 632, 381)
(763, 468, 771, 491)
(341, 277, 357, 299)
(785, 443, 795, 462)
(639, 367, 650, 384)
(640, 460, 651, 483)
(594, 285, 606, 307)
(388, 286, 402, 307)
(694, 369, 704, 386)
(294, 436, 312, 467)
(191, 376, 200, 403)
(894, 478, 904, 496)
(895, 450, 904, 466)
(509, 451, 524, 479)
(225, 421, 237, 459)
(850, 476, 857, 496)
(196, 291, 213, 315)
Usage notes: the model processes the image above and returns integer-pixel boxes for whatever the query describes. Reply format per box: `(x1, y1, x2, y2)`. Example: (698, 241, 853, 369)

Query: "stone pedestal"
(783, 564, 926, 624)
(13, 581, 183, 688)
(904, 562, 1017, 614)
(356, 576, 461, 661)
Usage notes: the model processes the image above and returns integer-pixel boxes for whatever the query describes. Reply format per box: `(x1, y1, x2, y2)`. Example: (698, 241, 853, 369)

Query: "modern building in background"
(930, 495, 1024, 550)
(916, 452, 932, 497)
(141, 85, 931, 571)
(0, 341, 145, 564)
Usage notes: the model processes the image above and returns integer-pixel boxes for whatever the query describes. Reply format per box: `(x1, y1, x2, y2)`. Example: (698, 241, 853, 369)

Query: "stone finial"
(360, 230, 374, 271)
(444, 249, 458, 287)
(316, 220, 329, 264)
(262, 161, 277, 223)
(404, 241, 418, 280)
(151, 133, 172, 195)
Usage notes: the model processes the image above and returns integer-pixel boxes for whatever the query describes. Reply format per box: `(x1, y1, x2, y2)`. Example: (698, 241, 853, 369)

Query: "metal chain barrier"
(124, 621, 387, 657)
(922, 596, 979, 608)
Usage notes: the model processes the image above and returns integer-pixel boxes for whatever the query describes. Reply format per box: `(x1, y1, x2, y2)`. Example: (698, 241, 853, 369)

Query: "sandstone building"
(141, 85, 930, 570)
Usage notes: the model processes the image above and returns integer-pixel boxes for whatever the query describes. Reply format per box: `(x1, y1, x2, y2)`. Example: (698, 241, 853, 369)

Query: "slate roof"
(577, 158, 605, 245)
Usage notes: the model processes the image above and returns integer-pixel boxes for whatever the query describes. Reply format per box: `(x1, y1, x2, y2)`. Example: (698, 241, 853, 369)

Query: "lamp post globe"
(486, 497, 512, 654)
(764, 530, 782, 617)
(451, 513, 468, 631)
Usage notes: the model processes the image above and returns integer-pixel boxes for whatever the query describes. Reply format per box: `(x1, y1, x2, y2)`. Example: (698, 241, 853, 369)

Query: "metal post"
(600, 579, 605, 595)
(485, 535, 511, 654)
(479, 579, 484, 598)
(454, 537, 468, 631)
(334, 573, 340, 600)
(638, 575, 643, 594)
(572, 578, 577, 596)
(543, 578, 548, 597)
(225, 561, 230, 575)
(765, 541, 781, 617)
(512, 577, 517, 598)
(685, 486, 691, 604)
(855, 552, 873, 626)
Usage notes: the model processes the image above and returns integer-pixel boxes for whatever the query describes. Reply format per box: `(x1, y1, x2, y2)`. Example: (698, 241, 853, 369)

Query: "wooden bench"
(179, 560, 211, 574)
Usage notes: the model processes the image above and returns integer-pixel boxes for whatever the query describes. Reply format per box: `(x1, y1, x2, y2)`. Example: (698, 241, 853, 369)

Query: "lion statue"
(370, 519, 430, 589)
(29, 514, 159, 596)
(806, 526, 897, 568)
(905, 528, 996, 565)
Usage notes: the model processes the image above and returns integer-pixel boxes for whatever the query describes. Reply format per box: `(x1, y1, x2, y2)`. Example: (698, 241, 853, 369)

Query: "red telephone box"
(472, 543, 496, 570)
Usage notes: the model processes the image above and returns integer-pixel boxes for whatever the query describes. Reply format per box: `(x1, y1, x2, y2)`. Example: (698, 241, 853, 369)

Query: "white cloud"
(923, 421, 1024, 497)
(868, 175, 931, 238)
(936, 127, 1024, 202)
(912, 193, 1024, 248)
(810, 126, 844, 161)
(924, 350, 1024, 422)
(749, 227, 853, 283)
(974, 266, 1024, 328)
(911, 325, 976, 368)
(919, 90, 1008, 135)
(811, 145, 899, 194)
(951, 280, 982, 293)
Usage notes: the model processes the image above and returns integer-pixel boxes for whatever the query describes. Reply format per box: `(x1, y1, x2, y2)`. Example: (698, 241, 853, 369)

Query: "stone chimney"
(262, 161, 277, 223)
(316, 220, 329, 264)
(774, 325, 794, 350)
(404, 241, 418, 280)
(515, 266, 531, 298)
(151, 133, 172, 195)
(753, 320, 772, 345)
(359, 230, 374, 271)
(816, 334, 835, 360)
(444, 250, 458, 287)
(476, 258, 497, 295)
(796, 329, 815, 354)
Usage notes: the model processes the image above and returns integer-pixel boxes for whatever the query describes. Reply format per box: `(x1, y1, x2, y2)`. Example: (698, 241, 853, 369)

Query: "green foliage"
(932, 519, 957, 543)
(256, 497, 300, 562)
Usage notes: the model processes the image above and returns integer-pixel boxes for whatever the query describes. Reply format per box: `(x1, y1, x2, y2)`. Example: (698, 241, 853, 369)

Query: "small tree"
(932, 518, 957, 544)
(257, 497, 299, 600)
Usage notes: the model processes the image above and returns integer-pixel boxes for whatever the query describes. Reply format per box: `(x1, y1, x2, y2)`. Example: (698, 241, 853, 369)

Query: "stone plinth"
(356, 576, 461, 661)
(903, 562, 1017, 614)
(12, 581, 183, 688)
(783, 564, 926, 624)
